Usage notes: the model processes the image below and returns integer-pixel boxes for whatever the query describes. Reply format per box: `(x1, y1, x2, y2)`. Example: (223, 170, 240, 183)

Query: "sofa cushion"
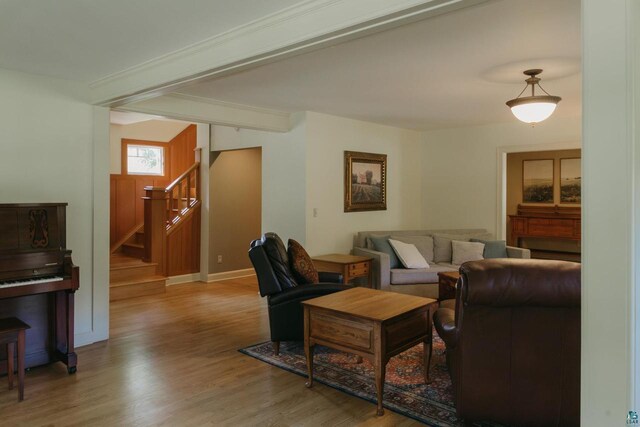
(369, 235, 401, 269)
(390, 265, 456, 285)
(388, 239, 430, 268)
(433, 232, 493, 263)
(390, 235, 434, 263)
(470, 238, 508, 258)
(287, 239, 319, 284)
(452, 240, 485, 265)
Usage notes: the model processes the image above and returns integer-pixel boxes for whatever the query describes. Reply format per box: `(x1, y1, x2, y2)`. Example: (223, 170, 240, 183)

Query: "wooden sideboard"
(508, 204, 581, 247)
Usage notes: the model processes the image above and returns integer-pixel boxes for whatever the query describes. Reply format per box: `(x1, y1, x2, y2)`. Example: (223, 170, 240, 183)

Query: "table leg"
(305, 344, 315, 388)
(374, 356, 387, 416)
(342, 265, 349, 284)
(304, 306, 314, 388)
(423, 334, 432, 383)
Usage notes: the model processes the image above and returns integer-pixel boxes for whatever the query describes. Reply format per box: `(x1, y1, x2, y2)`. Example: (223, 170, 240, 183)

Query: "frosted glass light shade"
(510, 102, 557, 123)
(506, 94, 561, 124)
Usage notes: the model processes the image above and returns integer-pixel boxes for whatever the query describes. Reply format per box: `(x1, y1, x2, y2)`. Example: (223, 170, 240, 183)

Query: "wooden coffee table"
(302, 287, 436, 416)
(437, 271, 460, 302)
(312, 253, 372, 287)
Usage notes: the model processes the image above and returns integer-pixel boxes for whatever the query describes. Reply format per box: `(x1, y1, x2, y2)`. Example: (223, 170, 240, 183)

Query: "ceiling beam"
(90, 0, 489, 106)
(117, 94, 292, 132)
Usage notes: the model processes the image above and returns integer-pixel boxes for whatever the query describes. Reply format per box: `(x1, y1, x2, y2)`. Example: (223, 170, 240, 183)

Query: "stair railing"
(143, 147, 202, 274)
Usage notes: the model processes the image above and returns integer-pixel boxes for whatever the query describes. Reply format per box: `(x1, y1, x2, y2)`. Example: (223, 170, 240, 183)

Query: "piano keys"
(0, 276, 63, 288)
(0, 203, 79, 374)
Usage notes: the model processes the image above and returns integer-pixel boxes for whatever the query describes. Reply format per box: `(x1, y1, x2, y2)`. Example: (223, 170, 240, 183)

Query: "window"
(126, 144, 164, 175)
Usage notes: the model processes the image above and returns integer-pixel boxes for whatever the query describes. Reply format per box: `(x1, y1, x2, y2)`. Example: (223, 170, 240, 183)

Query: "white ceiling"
(175, 0, 582, 130)
(0, 0, 581, 129)
(0, 0, 301, 82)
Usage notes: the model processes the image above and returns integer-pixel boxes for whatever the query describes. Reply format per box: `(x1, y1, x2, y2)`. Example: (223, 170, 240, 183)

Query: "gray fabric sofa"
(352, 229, 531, 298)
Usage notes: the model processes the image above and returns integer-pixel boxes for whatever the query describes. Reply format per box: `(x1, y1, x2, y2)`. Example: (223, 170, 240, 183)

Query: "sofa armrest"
(353, 247, 390, 291)
(268, 283, 351, 306)
(507, 246, 531, 259)
(433, 308, 458, 348)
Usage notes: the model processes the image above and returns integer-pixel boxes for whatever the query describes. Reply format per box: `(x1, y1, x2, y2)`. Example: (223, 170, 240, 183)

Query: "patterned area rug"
(240, 334, 500, 426)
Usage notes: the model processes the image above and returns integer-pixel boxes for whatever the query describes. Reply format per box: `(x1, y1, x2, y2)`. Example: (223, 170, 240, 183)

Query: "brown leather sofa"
(433, 258, 580, 427)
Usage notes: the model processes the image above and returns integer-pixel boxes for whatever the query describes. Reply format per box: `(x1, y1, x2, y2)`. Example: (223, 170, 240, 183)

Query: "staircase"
(109, 253, 166, 301)
(120, 226, 145, 258)
(109, 148, 201, 301)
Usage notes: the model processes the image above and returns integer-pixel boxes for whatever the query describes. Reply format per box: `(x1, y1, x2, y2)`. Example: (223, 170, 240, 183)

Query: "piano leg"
(54, 290, 77, 374)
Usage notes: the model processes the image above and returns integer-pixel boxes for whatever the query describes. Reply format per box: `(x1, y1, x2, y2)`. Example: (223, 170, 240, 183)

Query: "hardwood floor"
(0, 277, 420, 426)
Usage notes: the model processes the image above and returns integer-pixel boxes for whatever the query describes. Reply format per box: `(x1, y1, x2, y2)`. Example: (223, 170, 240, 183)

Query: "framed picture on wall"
(522, 159, 554, 203)
(560, 158, 581, 203)
(344, 151, 387, 212)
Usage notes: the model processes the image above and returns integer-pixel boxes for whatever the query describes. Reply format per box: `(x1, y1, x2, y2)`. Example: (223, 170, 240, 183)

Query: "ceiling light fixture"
(506, 69, 561, 125)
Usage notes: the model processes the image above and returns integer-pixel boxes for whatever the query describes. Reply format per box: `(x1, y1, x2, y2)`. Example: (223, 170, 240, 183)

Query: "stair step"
(122, 242, 144, 258)
(110, 276, 166, 301)
(110, 261, 158, 282)
(110, 275, 167, 288)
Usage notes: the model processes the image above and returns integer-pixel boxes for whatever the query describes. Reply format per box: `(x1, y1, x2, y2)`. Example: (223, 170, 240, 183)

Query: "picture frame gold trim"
(344, 151, 387, 212)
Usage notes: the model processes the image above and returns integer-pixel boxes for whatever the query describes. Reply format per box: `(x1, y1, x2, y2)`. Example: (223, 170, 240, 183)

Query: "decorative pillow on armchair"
(287, 239, 319, 284)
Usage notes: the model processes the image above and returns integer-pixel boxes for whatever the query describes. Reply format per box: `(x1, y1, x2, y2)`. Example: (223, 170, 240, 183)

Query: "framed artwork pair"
(522, 158, 581, 204)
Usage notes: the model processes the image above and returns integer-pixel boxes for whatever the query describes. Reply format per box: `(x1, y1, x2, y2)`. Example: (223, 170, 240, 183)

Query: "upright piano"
(0, 203, 78, 374)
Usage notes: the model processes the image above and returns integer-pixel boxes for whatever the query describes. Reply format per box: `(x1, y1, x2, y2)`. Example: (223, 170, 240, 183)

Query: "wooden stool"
(0, 317, 30, 401)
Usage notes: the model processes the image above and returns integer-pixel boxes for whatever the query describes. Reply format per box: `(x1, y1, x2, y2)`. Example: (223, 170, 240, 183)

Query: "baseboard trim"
(166, 273, 202, 286)
(207, 268, 255, 282)
(75, 331, 101, 348)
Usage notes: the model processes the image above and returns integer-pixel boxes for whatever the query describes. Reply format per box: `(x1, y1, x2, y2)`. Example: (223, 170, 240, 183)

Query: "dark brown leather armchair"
(433, 258, 580, 427)
(249, 233, 351, 355)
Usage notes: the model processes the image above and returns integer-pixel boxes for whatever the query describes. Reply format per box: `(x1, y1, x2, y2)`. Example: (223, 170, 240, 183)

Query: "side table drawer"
(349, 262, 369, 276)
(310, 311, 373, 351)
(385, 309, 429, 351)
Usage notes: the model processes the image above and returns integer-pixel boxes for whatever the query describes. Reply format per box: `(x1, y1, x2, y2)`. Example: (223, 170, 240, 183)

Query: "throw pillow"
(390, 235, 434, 263)
(432, 232, 493, 263)
(470, 238, 508, 258)
(388, 239, 430, 269)
(451, 240, 485, 265)
(287, 239, 319, 284)
(369, 235, 401, 269)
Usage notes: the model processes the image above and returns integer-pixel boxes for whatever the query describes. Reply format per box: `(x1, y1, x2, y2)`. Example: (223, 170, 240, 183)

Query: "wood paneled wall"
(166, 204, 201, 276)
(110, 175, 170, 246)
(170, 124, 197, 181)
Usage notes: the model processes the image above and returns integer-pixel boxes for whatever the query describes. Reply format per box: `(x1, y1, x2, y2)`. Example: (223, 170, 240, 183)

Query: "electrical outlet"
(217, 255, 223, 263)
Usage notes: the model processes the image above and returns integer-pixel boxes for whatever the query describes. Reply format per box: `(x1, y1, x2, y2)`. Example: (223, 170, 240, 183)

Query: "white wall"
(210, 113, 307, 243)
(420, 116, 581, 236)
(0, 67, 103, 346)
(582, 0, 638, 423)
(304, 112, 423, 254)
(211, 112, 423, 256)
(109, 120, 190, 173)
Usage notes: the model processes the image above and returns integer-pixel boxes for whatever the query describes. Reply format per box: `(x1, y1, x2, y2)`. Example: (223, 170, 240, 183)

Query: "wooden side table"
(312, 254, 372, 288)
(437, 271, 460, 302)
